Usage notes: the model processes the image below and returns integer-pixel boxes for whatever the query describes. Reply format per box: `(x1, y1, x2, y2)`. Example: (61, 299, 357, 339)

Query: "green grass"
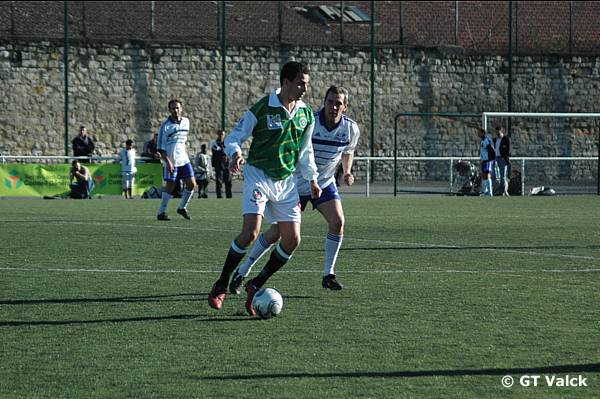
(1, 196, 599, 398)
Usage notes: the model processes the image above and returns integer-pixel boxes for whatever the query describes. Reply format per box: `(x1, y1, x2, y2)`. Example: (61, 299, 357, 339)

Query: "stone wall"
(1, 40, 599, 181)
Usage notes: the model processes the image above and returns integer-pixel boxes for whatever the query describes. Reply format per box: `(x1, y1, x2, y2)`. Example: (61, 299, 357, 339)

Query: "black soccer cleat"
(157, 212, 171, 221)
(229, 270, 245, 295)
(176, 208, 191, 220)
(322, 274, 343, 291)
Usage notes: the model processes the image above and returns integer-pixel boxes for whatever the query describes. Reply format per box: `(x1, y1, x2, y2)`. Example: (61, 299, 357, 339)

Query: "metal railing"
(2, 155, 597, 197)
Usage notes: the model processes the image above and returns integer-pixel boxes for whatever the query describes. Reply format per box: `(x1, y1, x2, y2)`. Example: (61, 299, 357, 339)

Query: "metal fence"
(1, 1, 600, 55)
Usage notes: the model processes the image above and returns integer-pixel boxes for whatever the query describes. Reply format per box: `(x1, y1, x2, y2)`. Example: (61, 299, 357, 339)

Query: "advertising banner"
(0, 163, 162, 197)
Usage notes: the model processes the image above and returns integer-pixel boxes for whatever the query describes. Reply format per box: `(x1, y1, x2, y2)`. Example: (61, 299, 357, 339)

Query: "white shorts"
(241, 164, 301, 224)
(122, 172, 135, 189)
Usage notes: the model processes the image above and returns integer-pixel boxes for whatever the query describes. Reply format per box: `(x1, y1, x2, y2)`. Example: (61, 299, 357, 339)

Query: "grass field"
(1, 195, 599, 398)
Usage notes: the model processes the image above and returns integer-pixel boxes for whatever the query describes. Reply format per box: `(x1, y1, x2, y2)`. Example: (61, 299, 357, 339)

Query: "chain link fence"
(1, 1, 600, 55)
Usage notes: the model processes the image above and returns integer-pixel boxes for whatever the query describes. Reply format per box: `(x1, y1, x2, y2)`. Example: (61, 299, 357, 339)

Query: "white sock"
(324, 233, 343, 276)
(485, 179, 493, 196)
(178, 189, 193, 210)
(159, 192, 172, 213)
(238, 233, 273, 277)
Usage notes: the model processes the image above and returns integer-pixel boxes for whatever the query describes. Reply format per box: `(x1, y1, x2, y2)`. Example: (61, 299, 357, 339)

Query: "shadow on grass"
(0, 292, 319, 327)
(199, 363, 600, 380)
(0, 314, 256, 327)
(0, 293, 317, 306)
(0, 293, 203, 305)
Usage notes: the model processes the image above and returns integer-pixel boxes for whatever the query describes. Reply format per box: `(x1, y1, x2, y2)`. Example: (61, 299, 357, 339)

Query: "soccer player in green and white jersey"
(208, 61, 322, 317)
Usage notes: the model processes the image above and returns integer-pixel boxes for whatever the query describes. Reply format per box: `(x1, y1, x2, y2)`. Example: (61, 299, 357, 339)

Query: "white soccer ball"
(252, 288, 283, 319)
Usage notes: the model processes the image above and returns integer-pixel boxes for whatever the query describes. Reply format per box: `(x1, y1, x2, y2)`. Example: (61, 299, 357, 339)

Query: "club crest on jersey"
(250, 188, 265, 203)
(298, 118, 307, 128)
(267, 114, 283, 130)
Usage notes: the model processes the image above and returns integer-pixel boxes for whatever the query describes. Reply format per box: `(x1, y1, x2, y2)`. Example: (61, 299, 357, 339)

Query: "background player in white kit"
(119, 139, 137, 199)
(229, 85, 360, 292)
(156, 99, 197, 220)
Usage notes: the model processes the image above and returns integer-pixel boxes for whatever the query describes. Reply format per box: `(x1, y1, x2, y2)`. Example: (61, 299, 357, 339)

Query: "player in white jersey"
(478, 127, 496, 197)
(229, 86, 360, 292)
(119, 139, 137, 199)
(156, 99, 197, 220)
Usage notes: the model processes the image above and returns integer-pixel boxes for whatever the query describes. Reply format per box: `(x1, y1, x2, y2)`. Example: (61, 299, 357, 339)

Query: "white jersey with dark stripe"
(157, 116, 191, 167)
(296, 110, 360, 196)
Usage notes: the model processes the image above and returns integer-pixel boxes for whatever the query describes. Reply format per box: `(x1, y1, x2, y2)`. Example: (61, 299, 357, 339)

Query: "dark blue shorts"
(299, 182, 341, 211)
(163, 162, 195, 182)
(481, 160, 495, 174)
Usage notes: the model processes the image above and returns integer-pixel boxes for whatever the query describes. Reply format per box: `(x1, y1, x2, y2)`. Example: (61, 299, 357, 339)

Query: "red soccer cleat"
(244, 282, 259, 317)
(208, 282, 227, 310)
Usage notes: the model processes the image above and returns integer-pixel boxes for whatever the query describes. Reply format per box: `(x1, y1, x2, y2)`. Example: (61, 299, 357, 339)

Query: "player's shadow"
(0, 293, 255, 326)
(0, 293, 204, 306)
(0, 314, 253, 327)
(200, 362, 600, 380)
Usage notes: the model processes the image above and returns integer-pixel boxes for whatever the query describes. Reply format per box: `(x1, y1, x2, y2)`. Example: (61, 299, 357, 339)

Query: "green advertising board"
(0, 163, 162, 197)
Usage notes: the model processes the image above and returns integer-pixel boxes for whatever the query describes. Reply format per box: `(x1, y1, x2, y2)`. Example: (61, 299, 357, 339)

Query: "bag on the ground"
(142, 186, 162, 199)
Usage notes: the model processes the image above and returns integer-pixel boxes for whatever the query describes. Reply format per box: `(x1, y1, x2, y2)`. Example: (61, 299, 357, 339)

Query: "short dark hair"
(495, 126, 503, 131)
(168, 99, 181, 109)
(280, 61, 309, 85)
(324, 86, 349, 105)
(126, 139, 133, 146)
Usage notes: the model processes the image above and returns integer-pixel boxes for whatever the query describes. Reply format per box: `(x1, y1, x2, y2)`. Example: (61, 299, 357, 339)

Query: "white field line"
(1, 267, 600, 274)
(2, 219, 599, 263)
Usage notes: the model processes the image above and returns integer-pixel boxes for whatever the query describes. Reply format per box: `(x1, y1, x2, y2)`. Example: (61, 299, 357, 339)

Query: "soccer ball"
(252, 288, 283, 319)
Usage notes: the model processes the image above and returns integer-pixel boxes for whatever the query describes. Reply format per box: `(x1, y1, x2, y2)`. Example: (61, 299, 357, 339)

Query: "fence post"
(63, 0, 70, 160)
(521, 159, 525, 196)
(449, 158, 453, 194)
(221, 1, 227, 131)
(366, 159, 370, 198)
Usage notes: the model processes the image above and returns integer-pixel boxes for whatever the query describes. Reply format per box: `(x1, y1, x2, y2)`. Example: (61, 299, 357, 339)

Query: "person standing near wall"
(72, 126, 95, 163)
(494, 126, 511, 196)
(478, 128, 496, 197)
(195, 143, 211, 198)
(119, 139, 137, 199)
(211, 130, 233, 198)
(142, 133, 161, 163)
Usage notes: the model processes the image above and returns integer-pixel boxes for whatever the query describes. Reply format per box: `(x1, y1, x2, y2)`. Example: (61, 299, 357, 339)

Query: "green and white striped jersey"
(225, 90, 318, 181)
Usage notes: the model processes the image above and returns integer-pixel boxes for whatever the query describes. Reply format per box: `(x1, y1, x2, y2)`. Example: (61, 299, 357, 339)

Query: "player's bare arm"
(341, 153, 354, 186)
(159, 150, 174, 173)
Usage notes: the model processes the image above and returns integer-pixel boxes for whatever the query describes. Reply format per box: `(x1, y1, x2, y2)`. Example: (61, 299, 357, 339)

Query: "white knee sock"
(178, 189, 193, 210)
(159, 192, 172, 213)
(324, 233, 343, 276)
(485, 179, 493, 196)
(238, 233, 273, 277)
